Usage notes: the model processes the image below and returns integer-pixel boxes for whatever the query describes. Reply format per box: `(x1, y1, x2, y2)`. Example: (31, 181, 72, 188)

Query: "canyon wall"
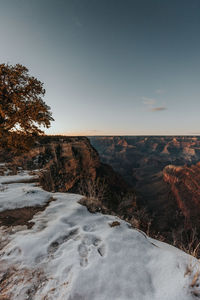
(163, 163, 200, 228)
(9, 136, 135, 211)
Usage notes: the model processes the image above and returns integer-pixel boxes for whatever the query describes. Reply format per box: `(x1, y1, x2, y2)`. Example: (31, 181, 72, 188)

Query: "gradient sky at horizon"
(1, 0, 200, 135)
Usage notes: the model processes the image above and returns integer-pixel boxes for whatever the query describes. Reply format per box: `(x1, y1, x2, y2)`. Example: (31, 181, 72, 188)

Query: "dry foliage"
(172, 228, 200, 259)
(0, 63, 54, 152)
(78, 177, 107, 202)
(78, 177, 108, 213)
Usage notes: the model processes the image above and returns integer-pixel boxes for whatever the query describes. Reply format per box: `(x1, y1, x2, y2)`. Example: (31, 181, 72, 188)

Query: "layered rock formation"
(163, 163, 200, 229)
(8, 136, 134, 211)
(89, 136, 200, 185)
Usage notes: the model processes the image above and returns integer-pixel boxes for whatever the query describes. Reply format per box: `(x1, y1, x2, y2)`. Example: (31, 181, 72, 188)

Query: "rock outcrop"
(163, 163, 200, 228)
(8, 136, 134, 211)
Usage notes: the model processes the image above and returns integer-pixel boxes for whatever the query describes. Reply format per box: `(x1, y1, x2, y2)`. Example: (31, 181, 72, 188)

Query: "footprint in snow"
(83, 223, 96, 232)
(78, 233, 106, 267)
(47, 228, 79, 255)
(78, 243, 88, 267)
(60, 217, 76, 228)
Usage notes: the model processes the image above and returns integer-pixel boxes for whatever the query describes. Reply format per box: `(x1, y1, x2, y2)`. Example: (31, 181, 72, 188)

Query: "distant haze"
(1, 0, 200, 135)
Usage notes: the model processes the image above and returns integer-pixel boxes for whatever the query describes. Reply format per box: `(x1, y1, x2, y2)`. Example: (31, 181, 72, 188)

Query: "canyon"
(89, 136, 200, 242)
(2, 135, 200, 249)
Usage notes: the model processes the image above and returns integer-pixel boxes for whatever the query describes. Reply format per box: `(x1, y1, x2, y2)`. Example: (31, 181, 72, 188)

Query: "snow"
(0, 169, 200, 299)
(0, 170, 38, 184)
(0, 170, 51, 212)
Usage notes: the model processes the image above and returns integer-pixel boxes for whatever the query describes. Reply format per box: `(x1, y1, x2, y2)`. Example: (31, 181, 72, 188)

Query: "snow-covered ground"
(0, 169, 50, 212)
(0, 166, 200, 300)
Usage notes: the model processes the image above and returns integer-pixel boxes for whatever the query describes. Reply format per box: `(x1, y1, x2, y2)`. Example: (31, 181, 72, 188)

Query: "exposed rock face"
(163, 163, 200, 228)
(9, 136, 133, 210)
(89, 136, 200, 203)
(89, 136, 200, 183)
(89, 136, 200, 190)
(9, 136, 97, 190)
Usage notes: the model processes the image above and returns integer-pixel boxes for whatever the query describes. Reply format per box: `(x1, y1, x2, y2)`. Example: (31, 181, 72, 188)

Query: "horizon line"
(46, 133, 200, 137)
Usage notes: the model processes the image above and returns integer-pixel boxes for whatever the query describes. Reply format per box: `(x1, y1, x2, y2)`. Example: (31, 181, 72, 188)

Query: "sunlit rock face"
(163, 162, 200, 228)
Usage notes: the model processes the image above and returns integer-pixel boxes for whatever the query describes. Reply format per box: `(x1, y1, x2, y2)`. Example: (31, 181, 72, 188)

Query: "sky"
(0, 0, 200, 136)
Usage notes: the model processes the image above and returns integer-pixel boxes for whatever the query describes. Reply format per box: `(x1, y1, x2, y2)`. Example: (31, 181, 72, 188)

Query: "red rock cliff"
(163, 163, 200, 228)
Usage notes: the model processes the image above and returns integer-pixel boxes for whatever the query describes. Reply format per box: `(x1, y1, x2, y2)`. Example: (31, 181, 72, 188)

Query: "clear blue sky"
(1, 0, 200, 135)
